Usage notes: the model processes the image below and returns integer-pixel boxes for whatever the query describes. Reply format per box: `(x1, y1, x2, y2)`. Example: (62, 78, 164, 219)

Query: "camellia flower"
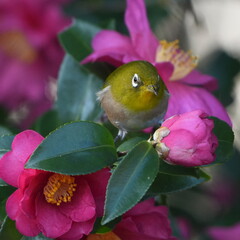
(87, 198, 177, 240)
(82, 0, 231, 125)
(0, 0, 71, 127)
(0, 130, 110, 240)
(152, 110, 218, 167)
(207, 223, 240, 240)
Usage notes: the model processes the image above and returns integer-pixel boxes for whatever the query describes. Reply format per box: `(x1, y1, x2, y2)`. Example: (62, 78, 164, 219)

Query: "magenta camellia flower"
(0, 130, 111, 240)
(207, 223, 240, 240)
(87, 198, 177, 240)
(113, 199, 177, 240)
(0, 0, 71, 127)
(82, 0, 231, 126)
(152, 110, 218, 167)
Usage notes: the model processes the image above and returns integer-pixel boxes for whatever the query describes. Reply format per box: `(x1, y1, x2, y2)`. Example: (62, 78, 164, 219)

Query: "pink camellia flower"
(82, 0, 231, 126)
(87, 198, 177, 240)
(207, 223, 240, 240)
(0, 0, 71, 127)
(0, 130, 111, 240)
(152, 110, 218, 167)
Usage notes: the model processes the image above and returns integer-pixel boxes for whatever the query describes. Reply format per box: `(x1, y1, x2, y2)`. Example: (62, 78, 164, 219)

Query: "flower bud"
(153, 110, 218, 167)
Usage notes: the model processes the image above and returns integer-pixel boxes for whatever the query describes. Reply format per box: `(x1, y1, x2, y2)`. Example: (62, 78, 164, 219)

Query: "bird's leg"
(114, 129, 128, 142)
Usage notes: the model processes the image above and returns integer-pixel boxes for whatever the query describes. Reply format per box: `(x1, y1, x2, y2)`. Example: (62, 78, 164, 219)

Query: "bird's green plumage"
(104, 61, 166, 112)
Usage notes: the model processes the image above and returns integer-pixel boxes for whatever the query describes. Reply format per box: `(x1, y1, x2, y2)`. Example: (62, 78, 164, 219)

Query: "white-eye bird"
(97, 61, 169, 140)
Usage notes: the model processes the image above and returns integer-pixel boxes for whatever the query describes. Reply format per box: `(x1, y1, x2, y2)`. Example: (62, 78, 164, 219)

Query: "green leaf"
(0, 184, 15, 221)
(21, 234, 53, 240)
(0, 135, 14, 158)
(59, 19, 101, 61)
(102, 141, 159, 224)
(92, 217, 122, 234)
(210, 117, 234, 164)
(0, 179, 16, 221)
(0, 126, 11, 136)
(0, 217, 22, 240)
(159, 159, 200, 177)
(57, 54, 103, 123)
(0, 199, 7, 222)
(26, 122, 117, 175)
(0, 185, 15, 202)
(148, 169, 210, 195)
(32, 110, 60, 137)
(0, 178, 8, 187)
(117, 137, 146, 153)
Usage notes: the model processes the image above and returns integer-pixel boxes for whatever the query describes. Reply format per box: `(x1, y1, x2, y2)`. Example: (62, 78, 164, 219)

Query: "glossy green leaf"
(102, 141, 159, 224)
(26, 122, 117, 175)
(0, 217, 22, 240)
(210, 117, 234, 164)
(117, 137, 146, 153)
(59, 19, 101, 61)
(159, 159, 200, 177)
(0, 135, 14, 158)
(57, 54, 102, 123)
(148, 169, 210, 195)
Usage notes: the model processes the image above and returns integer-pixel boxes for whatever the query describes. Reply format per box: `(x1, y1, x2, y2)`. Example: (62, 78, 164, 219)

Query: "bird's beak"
(147, 85, 159, 96)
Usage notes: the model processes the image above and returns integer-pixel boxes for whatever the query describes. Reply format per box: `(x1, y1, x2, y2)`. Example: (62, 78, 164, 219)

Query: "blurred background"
(0, 0, 240, 239)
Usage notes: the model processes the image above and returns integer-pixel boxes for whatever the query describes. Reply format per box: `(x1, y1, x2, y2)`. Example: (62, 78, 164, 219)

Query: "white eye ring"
(132, 73, 140, 88)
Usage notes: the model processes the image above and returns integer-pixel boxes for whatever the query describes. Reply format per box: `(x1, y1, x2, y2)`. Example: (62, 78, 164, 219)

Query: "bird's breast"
(122, 90, 161, 112)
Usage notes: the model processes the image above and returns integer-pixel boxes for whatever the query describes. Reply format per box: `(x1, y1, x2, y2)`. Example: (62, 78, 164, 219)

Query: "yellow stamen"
(43, 173, 77, 206)
(0, 31, 37, 63)
(155, 40, 198, 81)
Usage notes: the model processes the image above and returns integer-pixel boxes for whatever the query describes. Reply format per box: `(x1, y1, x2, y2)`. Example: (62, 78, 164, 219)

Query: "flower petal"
(36, 193, 72, 239)
(6, 189, 22, 220)
(180, 70, 218, 91)
(124, 199, 160, 216)
(20, 171, 50, 219)
(82, 30, 138, 66)
(155, 62, 174, 84)
(165, 82, 232, 125)
(58, 219, 96, 240)
(60, 178, 96, 222)
(131, 213, 174, 239)
(92, 30, 133, 53)
(0, 130, 44, 187)
(15, 210, 40, 237)
(207, 223, 240, 240)
(115, 219, 165, 240)
(83, 168, 111, 217)
(125, 0, 158, 61)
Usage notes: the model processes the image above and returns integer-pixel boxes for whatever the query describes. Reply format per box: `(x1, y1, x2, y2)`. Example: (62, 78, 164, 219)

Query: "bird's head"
(105, 61, 168, 112)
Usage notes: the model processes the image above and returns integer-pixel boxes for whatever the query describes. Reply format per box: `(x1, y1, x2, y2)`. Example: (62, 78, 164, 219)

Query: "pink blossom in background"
(0, 130, 111, 240)
(207, 223, 240, 240)
(113, 198, 177, 240)
(0, 0, 71, 127)
(82, 0, 231, 126)
(153, 110, 218, 167)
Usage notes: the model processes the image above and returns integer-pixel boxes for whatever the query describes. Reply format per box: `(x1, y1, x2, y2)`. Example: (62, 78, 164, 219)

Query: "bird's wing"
(96, 85, 111, 101)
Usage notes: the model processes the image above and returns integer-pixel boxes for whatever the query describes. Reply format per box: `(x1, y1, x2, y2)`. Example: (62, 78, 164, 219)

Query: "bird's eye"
(132, 73, 140, 88)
